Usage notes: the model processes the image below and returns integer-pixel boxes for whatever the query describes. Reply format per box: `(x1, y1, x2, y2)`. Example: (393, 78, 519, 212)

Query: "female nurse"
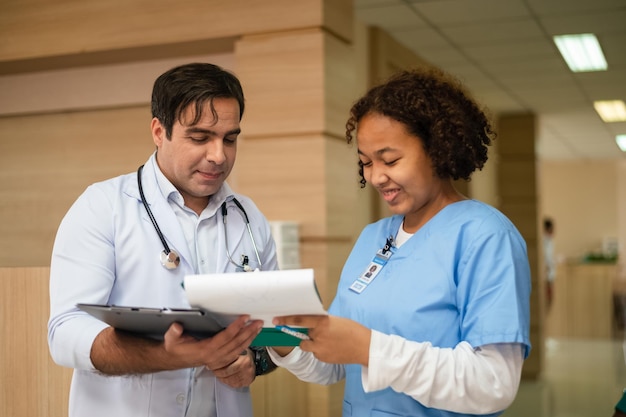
(270, 66, 532, 417)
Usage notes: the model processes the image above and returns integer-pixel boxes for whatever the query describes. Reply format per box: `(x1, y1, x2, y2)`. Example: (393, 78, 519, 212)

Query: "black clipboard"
(76, 303, 224, 340)
(77, 303, 307, 346)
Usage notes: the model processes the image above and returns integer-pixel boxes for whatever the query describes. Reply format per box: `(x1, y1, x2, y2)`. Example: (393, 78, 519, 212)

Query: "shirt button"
(176, 394, 186, 405)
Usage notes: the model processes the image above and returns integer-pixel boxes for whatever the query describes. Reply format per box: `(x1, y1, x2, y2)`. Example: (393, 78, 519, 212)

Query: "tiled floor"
(503, 336, 626, 417)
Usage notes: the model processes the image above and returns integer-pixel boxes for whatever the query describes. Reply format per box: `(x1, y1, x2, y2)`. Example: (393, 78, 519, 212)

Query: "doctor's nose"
(204, 141, 227, 165)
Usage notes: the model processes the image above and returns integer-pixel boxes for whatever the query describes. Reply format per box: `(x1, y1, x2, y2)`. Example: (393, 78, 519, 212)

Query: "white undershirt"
(394, 223, 413, 247)
(269, 336, 523, 415)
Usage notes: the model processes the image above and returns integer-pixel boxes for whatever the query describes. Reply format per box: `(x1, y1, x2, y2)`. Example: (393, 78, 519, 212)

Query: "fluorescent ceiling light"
(554, 33, 608, 72)
(594, 100, 626, 122)
(617, 135, 626, 152)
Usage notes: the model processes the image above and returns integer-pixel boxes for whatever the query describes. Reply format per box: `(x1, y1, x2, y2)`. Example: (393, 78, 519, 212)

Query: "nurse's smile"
(381, 188, 401, 203)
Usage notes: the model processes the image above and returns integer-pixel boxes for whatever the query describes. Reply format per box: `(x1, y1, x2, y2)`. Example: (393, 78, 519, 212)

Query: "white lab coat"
(48, 154, 278, 417)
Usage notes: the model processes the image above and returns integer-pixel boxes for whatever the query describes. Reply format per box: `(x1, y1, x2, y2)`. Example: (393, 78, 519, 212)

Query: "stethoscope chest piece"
(160, 249, 180, 270)
(138, 165, 182, 271)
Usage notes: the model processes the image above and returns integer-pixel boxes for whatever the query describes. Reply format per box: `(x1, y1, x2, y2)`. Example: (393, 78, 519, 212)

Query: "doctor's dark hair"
(151, 62, 245, 138)
(345, 66, 495, 188)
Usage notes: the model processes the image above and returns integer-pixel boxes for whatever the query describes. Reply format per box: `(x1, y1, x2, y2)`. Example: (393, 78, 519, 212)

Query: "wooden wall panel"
(251, 368, 309, 417)
(0, 0, 353, 65)
(236, 134, 363, 240)
(0, 54, 234, 116)
(306, 381, 346, 417)
(236, 28, 357, 140)
(298, 240, 355, 310)
(325, 138, 364, 239)
(324, 31, 359, 138)
(236, 30, 326, 137)
(236, 134, 328, 237)
(0, 106, 154, 267)
(0, 267, 73, 417)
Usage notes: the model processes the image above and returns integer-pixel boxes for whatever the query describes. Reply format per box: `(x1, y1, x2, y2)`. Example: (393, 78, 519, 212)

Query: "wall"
(1, 1, 356, 416)
(538, 159, 619, 263)
(538, 159, 624, 348)
(0, 55, 232, 267)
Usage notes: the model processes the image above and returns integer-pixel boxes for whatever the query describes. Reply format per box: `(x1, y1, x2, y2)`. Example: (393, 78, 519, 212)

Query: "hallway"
(502, 262, 626, 416)
(504, 336, 625, 417)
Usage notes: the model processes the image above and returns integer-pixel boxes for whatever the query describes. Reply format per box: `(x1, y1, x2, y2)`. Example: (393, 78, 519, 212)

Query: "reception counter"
(0, 267, 72, 417)
(546, 262, 620, 339)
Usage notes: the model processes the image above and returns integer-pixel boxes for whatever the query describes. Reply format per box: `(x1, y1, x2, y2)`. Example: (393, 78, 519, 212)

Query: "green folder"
(251, 327, 309, 346)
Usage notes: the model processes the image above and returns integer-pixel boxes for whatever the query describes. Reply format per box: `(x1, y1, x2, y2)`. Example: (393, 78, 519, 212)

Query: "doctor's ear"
(151, 118, 168, 146)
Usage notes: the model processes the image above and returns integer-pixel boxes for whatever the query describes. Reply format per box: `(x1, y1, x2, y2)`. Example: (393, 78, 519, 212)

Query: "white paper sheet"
(183, 268, 327, 327)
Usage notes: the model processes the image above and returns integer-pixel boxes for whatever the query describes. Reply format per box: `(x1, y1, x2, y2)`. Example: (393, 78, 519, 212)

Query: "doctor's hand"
(273, 315, 371, 366)
(163, 315, 262, 372)
(212, 349, 256, 388)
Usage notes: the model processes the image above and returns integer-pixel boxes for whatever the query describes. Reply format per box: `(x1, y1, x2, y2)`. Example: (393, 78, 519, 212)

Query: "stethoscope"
(137, 165, 262, 272)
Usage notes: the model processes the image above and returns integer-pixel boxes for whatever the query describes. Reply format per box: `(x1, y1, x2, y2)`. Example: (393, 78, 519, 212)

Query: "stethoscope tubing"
(138, 165, 175, 255)
(137, 164, 262, 271)
(221, 199, 262, 271)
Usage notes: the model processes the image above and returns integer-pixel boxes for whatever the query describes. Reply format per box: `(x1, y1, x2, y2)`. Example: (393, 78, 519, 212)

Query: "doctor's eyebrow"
(185, 127, 241, 138)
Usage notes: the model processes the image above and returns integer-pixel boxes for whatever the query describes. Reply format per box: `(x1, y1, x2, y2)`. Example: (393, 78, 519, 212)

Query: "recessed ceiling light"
(553, 33, 608, 72)
(616, 135, 626, 152)
(594, 100, 626, 122)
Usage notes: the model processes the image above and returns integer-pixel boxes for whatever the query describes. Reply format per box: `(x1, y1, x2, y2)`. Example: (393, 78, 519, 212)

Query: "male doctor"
(48, 62, 278, 417)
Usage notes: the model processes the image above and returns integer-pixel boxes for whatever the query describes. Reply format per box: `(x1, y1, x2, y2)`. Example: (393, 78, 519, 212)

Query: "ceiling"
(354, 0, 626, 160)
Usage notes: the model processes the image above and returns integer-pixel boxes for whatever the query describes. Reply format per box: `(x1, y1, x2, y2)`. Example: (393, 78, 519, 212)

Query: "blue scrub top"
(329, 199, 532, 417)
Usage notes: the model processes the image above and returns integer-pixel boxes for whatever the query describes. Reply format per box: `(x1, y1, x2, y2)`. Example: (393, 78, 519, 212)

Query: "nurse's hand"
(163, 315, 262, 371)
(272, 315, 371, 366)
(212, 349, 256, 388)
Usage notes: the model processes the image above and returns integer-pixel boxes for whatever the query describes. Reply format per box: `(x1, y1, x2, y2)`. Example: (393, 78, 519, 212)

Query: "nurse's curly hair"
(345, 66, 496, 188)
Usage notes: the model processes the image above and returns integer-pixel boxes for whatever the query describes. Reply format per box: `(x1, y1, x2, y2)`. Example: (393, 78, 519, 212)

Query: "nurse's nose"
(204, 139, 226, 165)
(368, 163, 389, 187)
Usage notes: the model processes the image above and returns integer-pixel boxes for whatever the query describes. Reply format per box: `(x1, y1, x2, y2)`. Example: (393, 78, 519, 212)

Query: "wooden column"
(496, 113, 542, 379)
(234, 23, 359, 416)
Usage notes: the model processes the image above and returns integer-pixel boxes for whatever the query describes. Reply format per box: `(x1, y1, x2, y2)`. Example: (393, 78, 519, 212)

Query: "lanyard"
(349, 235, 395, 294)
